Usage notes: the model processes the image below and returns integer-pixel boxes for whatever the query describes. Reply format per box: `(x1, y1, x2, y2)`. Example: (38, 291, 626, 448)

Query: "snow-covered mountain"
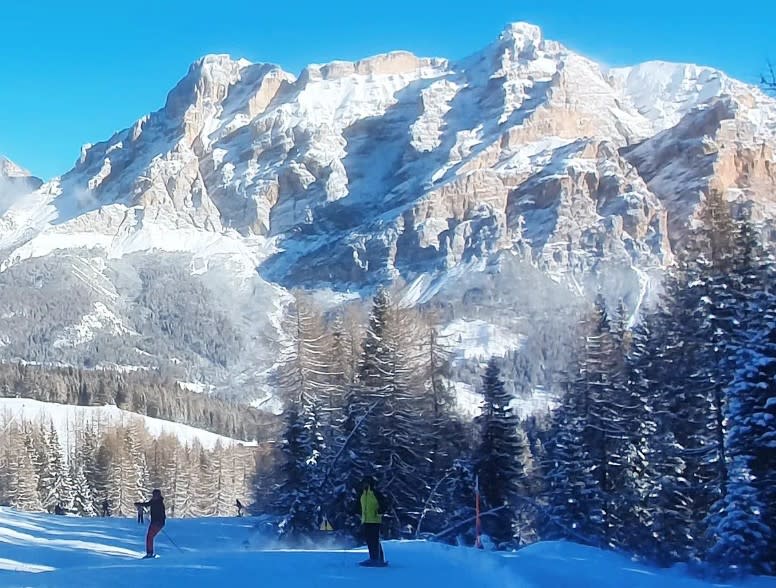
(0, 156, 43, 209)
(1, 23, 774, 400)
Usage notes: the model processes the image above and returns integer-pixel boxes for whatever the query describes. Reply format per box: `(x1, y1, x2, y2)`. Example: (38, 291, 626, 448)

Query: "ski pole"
(162, 529, 183, 552)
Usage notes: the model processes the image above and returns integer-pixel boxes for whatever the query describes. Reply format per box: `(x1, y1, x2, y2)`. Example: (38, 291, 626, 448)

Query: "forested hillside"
(0, 362, 279, 441)
(0, 409, 259, 517)
(256, 194, 775, 576)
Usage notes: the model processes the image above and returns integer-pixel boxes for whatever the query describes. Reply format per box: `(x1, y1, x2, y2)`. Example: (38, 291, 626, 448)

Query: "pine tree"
(545, 302, 629, 547)
(79, 425, 102, 512)
(606, 302, 654, 552)
(69, 460, 97, 516)
(544, 377, 602, 544)
(435, 458, 477, 544)
(36, 423, 74, 512)
(707, 306, 776, 574)
(92, 441, 113, 513)
(628, 304, 694, 563)
(678, 193, 741, 554)
(273, 292, 330, 529)
(10, 426, 44, 511)
(423, 324, 461, 481)
(377, 305, 431, 536)
(195, 445, 218, 516)
(276, 401, 317, 534)
(333, 289, 432, 536)
(473, 357, 529, 546)
(123, 422, 150, 503)
(336, 289, 396, 532)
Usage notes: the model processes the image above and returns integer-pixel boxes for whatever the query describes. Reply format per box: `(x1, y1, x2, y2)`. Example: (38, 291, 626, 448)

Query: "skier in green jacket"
(360, 477, 385, 565)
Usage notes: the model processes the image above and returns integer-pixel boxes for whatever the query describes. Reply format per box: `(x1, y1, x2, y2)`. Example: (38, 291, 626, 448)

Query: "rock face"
(0, 156, 43, 203)
(0, 23, 774, 400)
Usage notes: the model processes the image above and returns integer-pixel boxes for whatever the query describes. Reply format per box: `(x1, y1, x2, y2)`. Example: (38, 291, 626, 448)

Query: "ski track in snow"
(0, 508, 774, 588)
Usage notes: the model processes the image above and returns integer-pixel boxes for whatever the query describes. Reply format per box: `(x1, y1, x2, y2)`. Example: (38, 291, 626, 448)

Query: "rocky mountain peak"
(1, 156, 35, 179)
(0, 23, 774, 400)
(0, 156, 43, 201)
(498, 22, 544, 54)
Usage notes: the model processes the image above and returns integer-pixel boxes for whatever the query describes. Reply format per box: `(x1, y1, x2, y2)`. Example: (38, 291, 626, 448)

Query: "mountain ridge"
(0, 22, 774, 402)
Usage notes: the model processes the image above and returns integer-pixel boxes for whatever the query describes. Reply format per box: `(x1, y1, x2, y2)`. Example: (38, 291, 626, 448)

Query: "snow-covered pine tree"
(706, 456, 771, 576)
(38, 423, 74, 513)
(69, 459, 97, 516)
(333, 289, 431, 537)
(707, 274, 775, 575)
(5, 424, 43, 511)
(415, 325, 472, 538)
(724, 216, 776, 572)
(628, 298, 695, 564)
(31, 424, 52, 508)
(334, 289, 393, 533)
(544, 375, 602, 545)
(210, 443, 236, 516)
(340, 289, 394, 492)
(473, 357, 530, 546)
(604, 301, 654, 552)
(123, 422, 150, 505)
(276, 400, 317, 534)
(79, 425, 102, 513)
(582, 298, 648, 548)
(169, 445, 195, 518)
(272, 292, 331, 529)
(677, 193, 743, 554)
(422, 323, 461, 482)
(325, 308, 360, 433)
(194, 444, 218, 517)
(377, 304, 433, 536)
(92, 437, 113, 513)
(545, 301, 628, 547)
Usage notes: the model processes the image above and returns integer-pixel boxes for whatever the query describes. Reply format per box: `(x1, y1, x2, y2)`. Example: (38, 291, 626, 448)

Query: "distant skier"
(135, 489, 166, 558)
(54, 504, 65, 516)
(235, 499, 244, 517)
(137, 503, 145, 524)
(359, 477, 385, 566)
(101, 499, 110, 517)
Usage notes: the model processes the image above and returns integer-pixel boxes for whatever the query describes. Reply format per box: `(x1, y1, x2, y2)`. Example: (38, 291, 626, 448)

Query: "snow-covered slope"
(1, 508, 774, 588)
(0, 22, 774, 399)
(0, 398, 256, 449)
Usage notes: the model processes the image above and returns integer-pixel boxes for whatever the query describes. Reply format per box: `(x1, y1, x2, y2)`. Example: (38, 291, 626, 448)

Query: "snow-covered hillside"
(1, 508, 774, 588)
(0, 398, 256, 450)
(1, 23, 774, 400)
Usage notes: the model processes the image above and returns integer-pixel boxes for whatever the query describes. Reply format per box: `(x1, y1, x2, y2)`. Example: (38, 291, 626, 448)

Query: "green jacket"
(360, 488, 381, 524)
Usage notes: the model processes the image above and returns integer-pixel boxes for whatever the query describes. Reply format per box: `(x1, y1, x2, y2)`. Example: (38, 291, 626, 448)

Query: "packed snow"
(0, 508, 773, 588)
(0, 398, 256, 450)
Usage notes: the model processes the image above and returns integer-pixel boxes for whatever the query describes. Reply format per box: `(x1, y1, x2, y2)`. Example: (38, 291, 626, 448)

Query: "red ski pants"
(146, 523, 163, 555)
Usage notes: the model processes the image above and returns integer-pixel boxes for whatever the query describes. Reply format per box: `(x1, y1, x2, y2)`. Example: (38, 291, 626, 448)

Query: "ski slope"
(1, 508, 774, 588)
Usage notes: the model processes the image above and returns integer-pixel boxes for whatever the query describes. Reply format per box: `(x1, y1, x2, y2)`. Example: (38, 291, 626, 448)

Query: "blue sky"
(1, 0, 774, 179)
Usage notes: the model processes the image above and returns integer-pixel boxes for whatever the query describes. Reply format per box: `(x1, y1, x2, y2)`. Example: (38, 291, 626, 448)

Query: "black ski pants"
(363, 523, 382, 561)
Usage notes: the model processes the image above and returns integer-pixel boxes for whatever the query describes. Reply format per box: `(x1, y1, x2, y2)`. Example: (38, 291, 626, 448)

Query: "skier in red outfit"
(135, 489, 166, 558)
